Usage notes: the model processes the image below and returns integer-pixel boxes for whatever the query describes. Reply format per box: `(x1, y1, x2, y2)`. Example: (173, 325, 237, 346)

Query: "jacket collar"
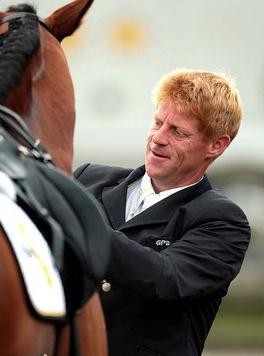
(102, 165, 212, 230)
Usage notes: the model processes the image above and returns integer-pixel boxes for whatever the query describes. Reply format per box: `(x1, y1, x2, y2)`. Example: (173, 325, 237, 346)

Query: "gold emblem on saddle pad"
(18, 223, 54, 288)
(0, 192, 66, 318)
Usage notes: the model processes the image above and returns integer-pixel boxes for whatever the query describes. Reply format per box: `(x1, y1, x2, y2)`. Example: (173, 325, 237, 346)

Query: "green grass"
(205, 299, 264, 350)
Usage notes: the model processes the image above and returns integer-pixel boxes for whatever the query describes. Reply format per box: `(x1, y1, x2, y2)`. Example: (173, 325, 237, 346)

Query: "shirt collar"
(139, 173, 204, 201)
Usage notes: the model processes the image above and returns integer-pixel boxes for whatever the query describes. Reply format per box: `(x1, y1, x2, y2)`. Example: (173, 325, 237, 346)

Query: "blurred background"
(1, 0, 263, 354)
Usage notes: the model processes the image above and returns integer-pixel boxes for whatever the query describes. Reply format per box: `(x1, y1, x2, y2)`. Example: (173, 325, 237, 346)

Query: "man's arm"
(104, 199, 250, 300)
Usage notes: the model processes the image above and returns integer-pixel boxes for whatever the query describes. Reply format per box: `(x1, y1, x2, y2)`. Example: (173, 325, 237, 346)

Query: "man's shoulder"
(187, 184, 248, 223)
(74, 163, 133, 187)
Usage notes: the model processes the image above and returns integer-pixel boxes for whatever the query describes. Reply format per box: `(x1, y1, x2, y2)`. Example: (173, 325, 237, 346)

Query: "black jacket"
(74, 163, 250, 356)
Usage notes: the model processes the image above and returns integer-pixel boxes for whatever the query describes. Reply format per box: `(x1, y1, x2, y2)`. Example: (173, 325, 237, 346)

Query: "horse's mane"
(7, 3, 37, 13)
(0, 4, 40, 104)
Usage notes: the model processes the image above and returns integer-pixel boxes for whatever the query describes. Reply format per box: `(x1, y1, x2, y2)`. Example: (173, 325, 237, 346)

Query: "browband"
(0, 12, 53, 35)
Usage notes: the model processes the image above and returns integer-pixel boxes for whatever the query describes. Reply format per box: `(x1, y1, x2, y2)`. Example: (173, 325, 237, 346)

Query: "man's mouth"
(151, 150, 169, 159)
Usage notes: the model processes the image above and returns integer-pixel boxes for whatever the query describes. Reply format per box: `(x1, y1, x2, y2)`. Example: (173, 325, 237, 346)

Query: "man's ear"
(206, 135, 231, 159)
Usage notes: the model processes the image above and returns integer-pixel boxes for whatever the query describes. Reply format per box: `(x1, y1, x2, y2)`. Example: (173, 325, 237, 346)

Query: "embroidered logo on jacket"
(155, 239, 170, 247)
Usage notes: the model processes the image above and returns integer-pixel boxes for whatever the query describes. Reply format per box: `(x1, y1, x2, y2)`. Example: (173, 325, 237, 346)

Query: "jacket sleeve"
(105, 197, 250, 300)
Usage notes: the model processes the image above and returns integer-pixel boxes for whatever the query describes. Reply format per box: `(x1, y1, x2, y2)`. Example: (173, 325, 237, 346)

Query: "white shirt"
(0, 171, 16, 201)
(125, 173, 203, 221)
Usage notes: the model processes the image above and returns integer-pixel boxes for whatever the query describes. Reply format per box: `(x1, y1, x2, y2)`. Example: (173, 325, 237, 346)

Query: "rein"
(0, 105, 54, 165)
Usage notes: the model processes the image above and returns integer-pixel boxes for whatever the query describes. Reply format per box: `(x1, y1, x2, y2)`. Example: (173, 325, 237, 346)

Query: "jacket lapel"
(102, 166, 145, 229)
(102, 166, 212, 230)
(121, 176, 212, 230)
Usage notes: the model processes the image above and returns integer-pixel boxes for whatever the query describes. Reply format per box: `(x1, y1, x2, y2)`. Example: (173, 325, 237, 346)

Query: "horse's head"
(0, 0, 94, 174)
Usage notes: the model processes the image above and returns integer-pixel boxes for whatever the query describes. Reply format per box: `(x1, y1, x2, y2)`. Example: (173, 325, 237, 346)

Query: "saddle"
(0, 127, 111, 318)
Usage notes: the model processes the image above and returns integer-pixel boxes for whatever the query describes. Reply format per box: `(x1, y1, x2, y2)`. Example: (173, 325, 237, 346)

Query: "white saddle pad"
(0, 175, 66, 318)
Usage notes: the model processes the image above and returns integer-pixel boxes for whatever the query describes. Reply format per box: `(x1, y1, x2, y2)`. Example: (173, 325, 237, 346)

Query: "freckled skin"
(145, 101, 230, 192)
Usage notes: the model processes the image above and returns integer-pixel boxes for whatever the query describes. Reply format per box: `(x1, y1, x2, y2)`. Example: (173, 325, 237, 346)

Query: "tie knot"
(139, 186, 154, 203)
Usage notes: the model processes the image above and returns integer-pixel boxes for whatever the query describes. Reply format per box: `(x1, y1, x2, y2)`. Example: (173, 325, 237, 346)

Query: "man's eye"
(153, 121, 161, 128)
(174, 129, 188, 138)
(174, 129, 184, 136)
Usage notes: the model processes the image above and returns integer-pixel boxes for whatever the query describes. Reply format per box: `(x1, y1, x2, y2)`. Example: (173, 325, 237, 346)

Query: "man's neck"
(151, 175, 204, 193)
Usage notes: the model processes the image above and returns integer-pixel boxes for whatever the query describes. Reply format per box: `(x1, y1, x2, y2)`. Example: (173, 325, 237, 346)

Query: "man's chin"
(145, 165, 165, 180)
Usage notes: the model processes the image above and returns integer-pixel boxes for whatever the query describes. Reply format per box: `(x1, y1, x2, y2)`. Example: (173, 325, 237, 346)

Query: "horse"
(0, 1, 108, 355)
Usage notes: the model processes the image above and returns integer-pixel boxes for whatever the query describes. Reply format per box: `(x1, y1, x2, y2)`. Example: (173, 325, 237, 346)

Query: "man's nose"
(152, 125, 169, 145)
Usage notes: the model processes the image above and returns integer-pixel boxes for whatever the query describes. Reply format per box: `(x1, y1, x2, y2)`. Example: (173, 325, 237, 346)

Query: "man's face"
(145, 101, 215, 192)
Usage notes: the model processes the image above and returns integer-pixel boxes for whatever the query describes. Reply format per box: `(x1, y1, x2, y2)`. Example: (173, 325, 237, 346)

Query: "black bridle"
(0, 12, 54, 166)
(0, 12, 52, 34)
(0, 105, 53, 165)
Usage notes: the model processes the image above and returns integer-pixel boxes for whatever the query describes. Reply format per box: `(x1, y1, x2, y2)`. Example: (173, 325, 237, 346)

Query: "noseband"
(0, 12, 54, 166)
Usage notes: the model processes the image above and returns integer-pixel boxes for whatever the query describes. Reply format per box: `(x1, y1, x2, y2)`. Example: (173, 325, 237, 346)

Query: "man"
(75, 69, 250, 356)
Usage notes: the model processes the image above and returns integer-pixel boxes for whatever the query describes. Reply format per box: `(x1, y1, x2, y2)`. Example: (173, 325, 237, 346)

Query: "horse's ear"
(45, 0, 94, 42)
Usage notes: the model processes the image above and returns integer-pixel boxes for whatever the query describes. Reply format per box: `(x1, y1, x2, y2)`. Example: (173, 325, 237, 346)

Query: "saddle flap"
(21, 159, 111, 312)
(38, 164, 111, 278)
